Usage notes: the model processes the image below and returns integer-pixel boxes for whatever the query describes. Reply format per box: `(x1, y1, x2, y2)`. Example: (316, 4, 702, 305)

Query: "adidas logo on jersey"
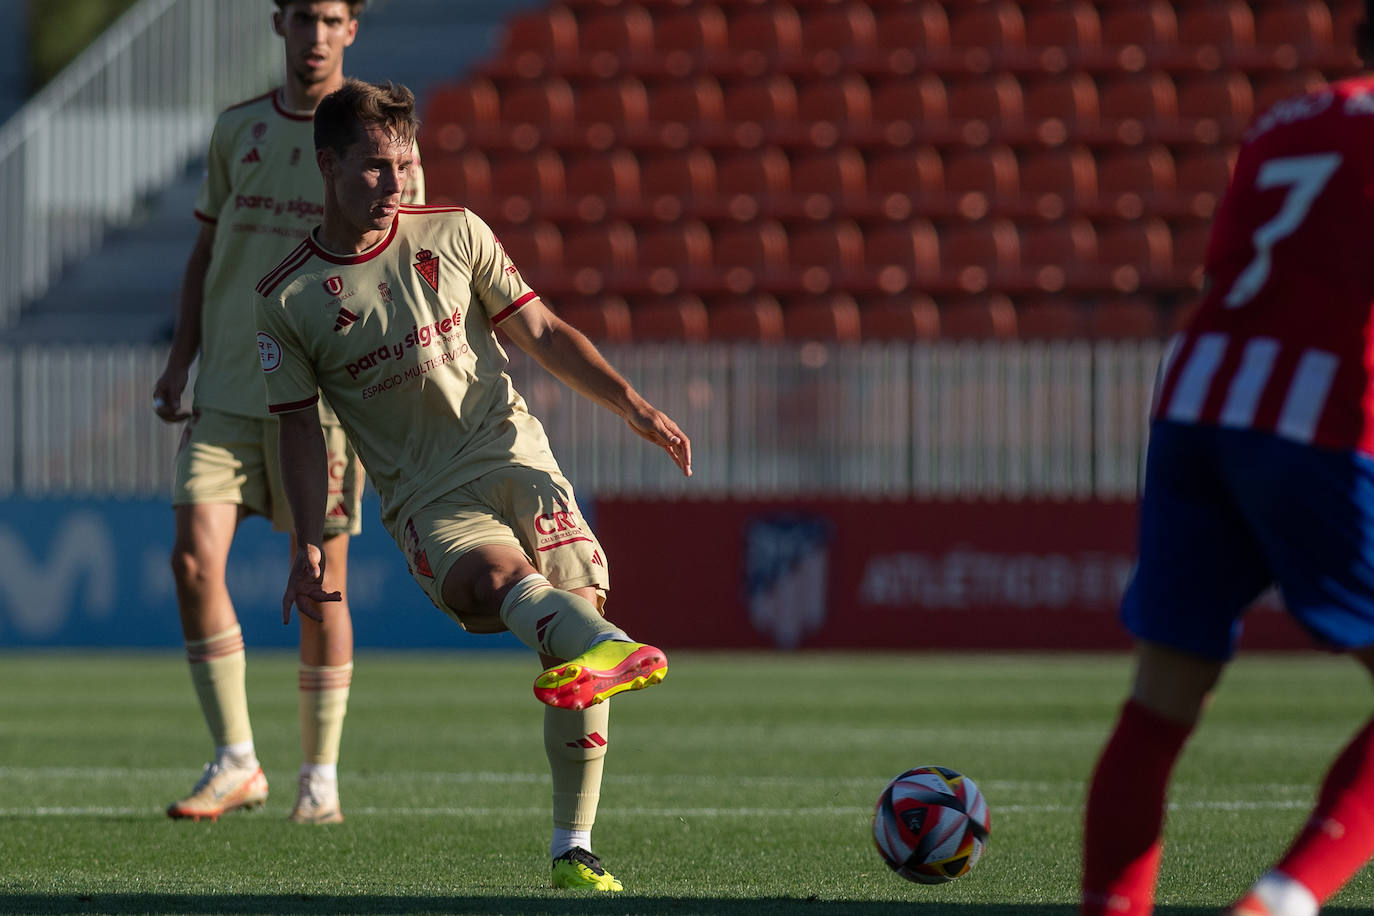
(241, 148, 261, 164)
(333, 307, 359, 332)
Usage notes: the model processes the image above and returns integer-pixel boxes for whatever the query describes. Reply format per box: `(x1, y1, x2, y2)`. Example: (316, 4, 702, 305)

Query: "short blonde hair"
(314, 78, 419, 157)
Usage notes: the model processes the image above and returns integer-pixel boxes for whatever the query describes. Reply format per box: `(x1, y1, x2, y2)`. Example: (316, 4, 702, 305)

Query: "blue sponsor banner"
(0, 497, 523, 649)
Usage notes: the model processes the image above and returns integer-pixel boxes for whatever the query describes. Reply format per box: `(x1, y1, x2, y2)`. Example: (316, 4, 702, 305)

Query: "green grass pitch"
(3, 651, 1374, 916)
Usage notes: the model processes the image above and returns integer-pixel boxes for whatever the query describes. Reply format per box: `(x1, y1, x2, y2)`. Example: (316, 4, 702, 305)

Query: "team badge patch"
(413, 248, 440, 293)
(256, 332, 282, 373)
(322, 276, 344, 296)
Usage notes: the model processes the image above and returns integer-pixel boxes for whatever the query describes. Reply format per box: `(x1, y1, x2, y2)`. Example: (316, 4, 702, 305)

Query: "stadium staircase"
(413, 0, 1362, 343)
(1, 0, 544, 344)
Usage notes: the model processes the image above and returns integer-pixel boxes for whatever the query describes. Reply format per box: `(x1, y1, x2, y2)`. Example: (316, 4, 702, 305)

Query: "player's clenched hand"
(152, 366, 193, 422)
(282, 544, 342, 625)
(624, 404, 692, 477)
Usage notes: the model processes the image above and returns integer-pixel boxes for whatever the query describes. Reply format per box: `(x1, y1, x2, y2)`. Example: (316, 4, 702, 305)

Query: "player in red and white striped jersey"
(1083, 7, 1374, 916)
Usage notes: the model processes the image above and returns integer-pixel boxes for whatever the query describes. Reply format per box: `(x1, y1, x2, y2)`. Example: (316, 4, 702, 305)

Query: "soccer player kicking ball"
(255, 79, 688, 891)
(154, 1, 424, 826)
(1082, 8, 1374, 916)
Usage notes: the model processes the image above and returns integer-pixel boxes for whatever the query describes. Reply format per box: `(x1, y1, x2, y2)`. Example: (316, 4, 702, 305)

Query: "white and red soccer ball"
(872, 765, 991, 884)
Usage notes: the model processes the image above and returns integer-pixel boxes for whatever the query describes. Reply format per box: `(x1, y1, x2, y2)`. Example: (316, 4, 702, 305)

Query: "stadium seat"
(940, 218, 1020, 293)
(497, 79, 577, 150)
(647, 76, 726, 145)
(1020, 146, 1097, 220)
(783, 292, 863, 342)
(939, 294, 1018, 340)
(715, 147, 791, 219)
(726, 4, 804, 65)
(713, 220, 790, 292)
(1177, 1, 1255, 58)
(423, 79, 500, 153)
(1016, 295, 1084, 340)
(630, 293, 711, 342)
(1174, 147, 1236, 219)
(561, 149, 641, 221)
(858, 293, 941, 340)
(944, 145, 1020, 217)
(490, 6, 579, 78)
(574, 78, 650, 140)
(707, 293, 786, 342)
(1096, 219, 1174, 292)
(635, 220, 714, 293)
(1025, 1, 1101, 57)
(1099, 1, 1177, 58)
(800, 3, 878, 73)
(1255, 1, 1333, 62)
(1098, 73, 1178, 145)
(552, 295, 633, 342)
(791, 147, 866, 218)
(946, 74, 1025, 139)
(577, 5, 655, 74)
(639, 147, 717, 219)
(1252, 71, 1328, 116)
(795, 75, 873, 146)
(871, 2, 950, 74)
(1096, 146, 1176, 220)
(653, 4, 729, 75)
(423, 151, 491, 207)
(949, 2, 1026, 69)
(863, 219, 941, 290)
(1176, 73, 1253, 143)
(495, 221, 564, 279)
(870, 75, 951, 145)
(1171, 219, 1213, 291)
(1020, 218, 1098, 294)
(1022, 74, 1099, 146)
(488, 150, 566, 223)
(865, 146, 945, 220)
(562, 221, 637, 295)
(1085, 297, 1163, 339)
(789, 220, 865, 294)
(722, 75, 799, 140)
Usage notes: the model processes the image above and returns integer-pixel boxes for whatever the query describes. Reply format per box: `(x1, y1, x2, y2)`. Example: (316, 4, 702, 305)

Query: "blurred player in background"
(151, 0, 423, 825)
(1082, 6, 1374, 915)
(255, 79, 687, 890)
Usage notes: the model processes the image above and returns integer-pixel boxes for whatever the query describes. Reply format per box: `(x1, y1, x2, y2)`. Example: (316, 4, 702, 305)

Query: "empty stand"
(783, 292, 863, 342)
(708, 293, 786, 342)
(940, 295, 1018, 341)
(631, 293, 711, 343)
(859, 293, 942, 340)
(553, 295, 634, 343)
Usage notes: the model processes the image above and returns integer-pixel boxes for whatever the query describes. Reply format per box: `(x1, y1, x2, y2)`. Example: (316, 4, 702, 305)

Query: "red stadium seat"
(870, 75, 949, 145)
(707, 293, 786, 342)
(1086, 298, 1163, 339)
(716, 147, 790, 218)
(1176, 73, 1253, 143)
(562, 150, 641, 221)
(1100, 1, 1176, 53)
(944, 145, 1020, 216)
(859, 294, 941, 340)
(553, 295, 633, 342)
(639, 147, 717, 220)
(575, 78, 650, 131)
(631, 293, 711, 343)
(791, 147, 866, 218)
(727, 4, 804, 59)
(1096, 146, 1176, 220)
(1016, 295, 1084, 340)
(1020, 146, 1097, 220)
(578, 5, 655, 72)
(941, 218, 1020, 293)
(1172, 219, 1213, 291)
(1021, 219, 1098, 293)
(940, 295, 1018, 340)
(488, 151, 566, 222)
(1253, 71, 1329, 116)
(1099, 73, 1178, 144)
(864, 219, 941, 288)
(1096, 219, 1174, 292)
(1022, 74, 1099, 146)
(495, 221, 564, 278)
(789, 220, 865, 293)
(801, 3, 878, 73)
(866, 146, 945, 211)
(784, 293, 863, 342)
(636, 220, 714, 294)
(795, 75, 873, 145)
(871, 2, 950, 74)
(1256, 1, 1333, 58)
(949, 2, 1026, 64)
(648, 76, 726, 132)
(1175, 147, 1236, 219)
(423, 79, 500, 153)
(1178, 1, 1255, 56)
(722, 75, 799, 130)
(654, 5, 729, 73)
(946, 74, 1025, 135)
(1025, 2, 1101, 55)
(494, 6, 579, 77)
(423, 151, 491, 207)
(562, 221, 637, 294)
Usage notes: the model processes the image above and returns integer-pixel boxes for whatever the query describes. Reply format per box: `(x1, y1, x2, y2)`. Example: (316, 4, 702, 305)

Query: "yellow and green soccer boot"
(533, 641, 667, 710)
(551, 847, 623, 891)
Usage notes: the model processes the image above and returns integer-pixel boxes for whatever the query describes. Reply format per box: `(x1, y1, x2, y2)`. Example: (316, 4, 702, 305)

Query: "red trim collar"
(307, 213, 401, 265)
(271, 89, 314, 122)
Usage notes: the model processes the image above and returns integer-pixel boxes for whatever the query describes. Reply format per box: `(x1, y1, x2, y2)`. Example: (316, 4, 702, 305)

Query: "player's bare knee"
(169, 543, 222, 592)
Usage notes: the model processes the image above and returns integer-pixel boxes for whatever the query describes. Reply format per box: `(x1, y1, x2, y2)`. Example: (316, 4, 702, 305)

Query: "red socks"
(1273, 716, 1374, 904)
(1082, 700, 1194, 916)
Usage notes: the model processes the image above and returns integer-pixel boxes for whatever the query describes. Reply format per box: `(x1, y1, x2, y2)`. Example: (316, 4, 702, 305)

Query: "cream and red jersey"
(193, 87, 425, 418)
(1155, 75, 1374, 454)
(253, 205, 562, 534)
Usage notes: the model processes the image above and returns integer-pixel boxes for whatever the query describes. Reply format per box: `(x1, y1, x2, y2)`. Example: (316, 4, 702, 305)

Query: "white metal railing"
(0, 0, 280, 328)
(0, 341, 1163, 500)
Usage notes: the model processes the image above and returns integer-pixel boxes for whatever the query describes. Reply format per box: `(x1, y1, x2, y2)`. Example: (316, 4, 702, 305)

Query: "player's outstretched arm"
(276, 407, 342, 623)
(501, 298, 693, 477)
(153, 224, 215, 422)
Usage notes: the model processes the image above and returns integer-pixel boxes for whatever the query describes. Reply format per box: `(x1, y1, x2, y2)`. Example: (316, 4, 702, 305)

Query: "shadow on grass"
(5, 898, 1374, 916)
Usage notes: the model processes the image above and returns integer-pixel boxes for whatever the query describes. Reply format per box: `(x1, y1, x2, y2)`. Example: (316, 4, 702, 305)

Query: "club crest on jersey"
(413, 249, 440, 293)
(378, 281, 393, 304)
(333, 307, 359, 333)
(252, 122, 267, 141)
(323, 275, 344, 296)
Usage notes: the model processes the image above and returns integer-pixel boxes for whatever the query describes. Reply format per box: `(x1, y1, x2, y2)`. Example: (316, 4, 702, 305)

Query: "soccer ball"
(872, 765, 991, 884)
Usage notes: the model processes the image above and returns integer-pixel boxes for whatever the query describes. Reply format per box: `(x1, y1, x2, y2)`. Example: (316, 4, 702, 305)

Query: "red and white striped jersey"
(1154, 74, 1374, 454)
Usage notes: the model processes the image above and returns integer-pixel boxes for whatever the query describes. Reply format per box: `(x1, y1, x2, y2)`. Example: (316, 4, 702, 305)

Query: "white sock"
(300, 762, 337, 782)
(588, 629, 630, 648)
(552, 827, 592, 859)
(216, 741, 256, 767)
(1250, 871, 1318, 916)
